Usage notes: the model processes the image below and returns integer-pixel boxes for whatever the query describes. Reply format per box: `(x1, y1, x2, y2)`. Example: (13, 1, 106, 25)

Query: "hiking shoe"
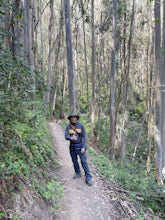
(86, 179, 93, 186)
(73, 173, 82, 179)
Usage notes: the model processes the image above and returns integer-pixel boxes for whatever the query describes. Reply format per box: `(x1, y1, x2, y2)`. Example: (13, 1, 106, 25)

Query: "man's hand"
(70, 134, 77, 140)
(81, 148, 85, 153)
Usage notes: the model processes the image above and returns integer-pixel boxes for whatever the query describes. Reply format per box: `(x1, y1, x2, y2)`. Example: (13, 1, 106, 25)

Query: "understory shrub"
(0, 50, 63, 216)
(89, 148, 165, 218)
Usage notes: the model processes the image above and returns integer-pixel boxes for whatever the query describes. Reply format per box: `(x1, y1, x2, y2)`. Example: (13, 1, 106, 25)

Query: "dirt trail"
(48, 121, 118, 220)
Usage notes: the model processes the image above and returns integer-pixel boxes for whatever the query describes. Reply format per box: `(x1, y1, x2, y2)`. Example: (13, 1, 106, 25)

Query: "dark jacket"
(65, 122, 86, 148)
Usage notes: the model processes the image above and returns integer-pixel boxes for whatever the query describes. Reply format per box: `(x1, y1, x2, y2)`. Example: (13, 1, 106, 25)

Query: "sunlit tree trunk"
(146, 42, 154, 173)
(60, 1, 66, 119)
(80, 0, 89, 109)
(60, 61, 67, 119)
(39, 0, 44, 74)
(160, 0, 165, 183)
(154, 0, 162, 183)
(91, 0, 96, 133)
(146, 15, 154, 173)
(46, 0, 54, 108)
(120, 0, 127, 163)
(109, 0, 117, 160)
(33, 1, 38, 72)
(73, 2, 79, 111)
(51, 2, 64, 116)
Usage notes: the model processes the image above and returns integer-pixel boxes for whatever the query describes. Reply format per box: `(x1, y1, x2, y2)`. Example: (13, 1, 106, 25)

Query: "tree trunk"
(160, 0, 165, 182)
(109, 0, 117, 160)
(120, 0, 135, 163)
(120, 0, 127, 163)
(60, 59, 67, 119)
(73, 2, 79, 111)
(80, 0, 89, 109)
(11, 0, 21, 56)
(46, 0, 54, 108)
(91, 0, 96, 133)
(146, 18, 154, 173)
(39, 0, 44, 74)
(5, 3, 12, 50)
(64, 0, 75, 113)
(154, 0, 162, 184)
(23, 0, 35, 94)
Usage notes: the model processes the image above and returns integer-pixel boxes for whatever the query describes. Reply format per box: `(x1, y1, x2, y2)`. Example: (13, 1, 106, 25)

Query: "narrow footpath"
(48, 122, 119, 220)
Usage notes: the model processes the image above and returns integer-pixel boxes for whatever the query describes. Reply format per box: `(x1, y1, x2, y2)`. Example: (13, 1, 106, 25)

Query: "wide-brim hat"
(67, 113, 80, 120)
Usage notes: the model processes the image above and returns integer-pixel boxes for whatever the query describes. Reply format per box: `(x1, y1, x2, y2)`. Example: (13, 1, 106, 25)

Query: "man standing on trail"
(65, 113, 93, 186)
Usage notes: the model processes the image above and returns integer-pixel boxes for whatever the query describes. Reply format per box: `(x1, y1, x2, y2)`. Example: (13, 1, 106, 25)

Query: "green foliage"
(154, 17, 160, 23)
(79, 95, 88, 113)
(0, 101, 55, 178)
(135, 101, 145, 115)
(33, 180, 64, 211)
(88, 149, 165, 217)
(13, 216, 19, 220)
(0, 212, 5, 218)
(0, 46, 63, 214)
(89, 149, 113, 176)
(43, 180, 64, 201)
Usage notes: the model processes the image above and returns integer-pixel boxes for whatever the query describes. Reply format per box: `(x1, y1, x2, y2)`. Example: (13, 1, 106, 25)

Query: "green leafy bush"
(33, 179, 64, 211)
(0, 49, 62, 214)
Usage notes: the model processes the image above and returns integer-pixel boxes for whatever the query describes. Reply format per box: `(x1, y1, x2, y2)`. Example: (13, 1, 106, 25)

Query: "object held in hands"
(71, 133, 77, 140)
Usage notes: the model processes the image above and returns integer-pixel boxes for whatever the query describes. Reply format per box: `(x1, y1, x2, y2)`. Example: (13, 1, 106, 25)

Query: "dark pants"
(69, 146, 92, 181)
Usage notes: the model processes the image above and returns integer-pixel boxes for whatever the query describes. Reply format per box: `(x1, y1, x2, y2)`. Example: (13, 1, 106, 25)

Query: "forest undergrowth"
(0, 50, 164, 219)
(60, 117, 165, 219)
(0, 106, 165, 219)
(79, 114, 165, 219)
(0, 101, 64, 219)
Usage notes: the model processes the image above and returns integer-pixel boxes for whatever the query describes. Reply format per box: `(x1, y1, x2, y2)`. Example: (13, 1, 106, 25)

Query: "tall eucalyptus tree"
(154, 0, 161, 183)
(46, 0, 54, 106)
(120, 0, 135, 163)
(109, 0, 117, 160)
(155, 0, 165, 183)
(80, 0, 89, 109)
(64, 0, 75, 113)
(91, 0, 96, 133)
(160, 0, 165, 182)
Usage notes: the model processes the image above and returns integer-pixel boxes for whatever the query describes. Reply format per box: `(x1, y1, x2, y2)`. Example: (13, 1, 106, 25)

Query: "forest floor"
(5, 121, 161, 220)
(48, 121, 159, 220)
